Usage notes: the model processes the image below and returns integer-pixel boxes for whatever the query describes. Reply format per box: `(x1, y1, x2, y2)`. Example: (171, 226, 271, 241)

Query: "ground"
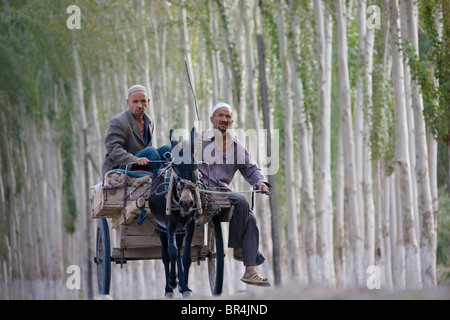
(212, 281, 450, 300)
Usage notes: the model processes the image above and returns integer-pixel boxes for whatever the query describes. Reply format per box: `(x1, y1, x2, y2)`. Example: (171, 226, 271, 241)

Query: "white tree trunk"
(323, 5, 335, 287)
(362, 4, 376, 269)
(150, 1, 169, 139)
(248, 1, 272, 267)
(290, 9, 315, 287)
(400, 0, 420, 242)
(209, 1, 221, 106)
(375, 160, 387, 289)
(428, 5, 442, 220)
(240, 0, 259, 135)
(313, 0, 334, 287)
(404, 0, 436, 288)
(354, 0, 366, 238)
(139, 0, 157, 145)
(387, 0, 422, 289)
(374, 22, 393, 290)
(277, 0, 300, 280)
(44, 86, 65, 285)
(179, 0, 197, 130)
(393, 171, 406, 289)
(335, 0, 363, 287)
(335, 126, 346, 288)
(383, 172, 394, 290)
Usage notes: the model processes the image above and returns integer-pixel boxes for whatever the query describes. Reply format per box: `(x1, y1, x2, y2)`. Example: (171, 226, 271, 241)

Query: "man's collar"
(126, 108, 150, 124)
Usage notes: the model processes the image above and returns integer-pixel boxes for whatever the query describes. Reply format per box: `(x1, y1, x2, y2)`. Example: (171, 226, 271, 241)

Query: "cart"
(90, 167, 233, 297)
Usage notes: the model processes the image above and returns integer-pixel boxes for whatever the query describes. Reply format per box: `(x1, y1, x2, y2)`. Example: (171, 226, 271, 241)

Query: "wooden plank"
(110, 197, 146, 229)
(193, 228, 205, 246)
(112, 220, 206, 250)
(90, 184, 151, 219)
(112, 247, 162, 260)
(117, 220, 205, 248)
(112, 246, 209, 262)
(120, 235, 161, 248)
(110, 207, 149, 228)
(120, 219, 157, 236)
(91, 190, 122, 218)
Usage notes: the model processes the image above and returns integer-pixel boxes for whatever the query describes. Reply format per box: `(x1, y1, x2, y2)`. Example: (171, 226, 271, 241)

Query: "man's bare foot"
(241, 266, 271, 287)
(243, 265, 258, 279)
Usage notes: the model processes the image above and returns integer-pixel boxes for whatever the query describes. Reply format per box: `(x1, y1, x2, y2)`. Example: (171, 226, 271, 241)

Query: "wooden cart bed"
(90, 174, 232, 262)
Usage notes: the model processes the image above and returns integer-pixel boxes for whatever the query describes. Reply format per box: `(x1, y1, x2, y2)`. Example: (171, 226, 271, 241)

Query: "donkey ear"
(169, 129, 178, 149)
(190, 127, 197, 159)
(190, 127, 197, 144)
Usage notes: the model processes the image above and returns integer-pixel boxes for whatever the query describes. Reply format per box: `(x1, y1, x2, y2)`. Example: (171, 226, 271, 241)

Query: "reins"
(124, 160, 269, 234)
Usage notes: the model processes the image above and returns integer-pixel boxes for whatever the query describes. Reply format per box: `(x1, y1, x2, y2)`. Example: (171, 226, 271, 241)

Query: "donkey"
(148, 128, 203, 298)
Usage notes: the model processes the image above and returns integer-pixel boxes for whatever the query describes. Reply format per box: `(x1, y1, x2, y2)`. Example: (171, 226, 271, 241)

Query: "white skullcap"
(212, 102, 232, 116)
(127, 85, 148, 97)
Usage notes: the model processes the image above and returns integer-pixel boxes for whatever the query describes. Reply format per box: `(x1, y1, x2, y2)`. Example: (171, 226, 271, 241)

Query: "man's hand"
(258, 182, 269, 195)
(135, 157, 150, 166)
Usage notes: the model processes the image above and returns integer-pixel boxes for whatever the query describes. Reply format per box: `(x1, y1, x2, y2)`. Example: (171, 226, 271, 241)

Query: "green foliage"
(58, 88, 78, 234)
(215, 0, 242, 101)
(0, 2, 84, 233)
(297, 1, 318, 125)
(346, 2, 360, 109)
(371, 11, 392, 163)
(413, 0, 450, 146)
(259, 0, 281, 70)
(437, 186, 450, 266)
(369, 1, 395, 175)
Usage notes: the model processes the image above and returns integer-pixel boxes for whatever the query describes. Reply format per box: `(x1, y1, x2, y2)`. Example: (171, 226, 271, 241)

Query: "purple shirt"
(197, 129, 269, 191)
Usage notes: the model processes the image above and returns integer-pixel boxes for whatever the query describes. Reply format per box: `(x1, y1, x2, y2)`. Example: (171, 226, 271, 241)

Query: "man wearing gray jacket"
(102, 85, 171, 177)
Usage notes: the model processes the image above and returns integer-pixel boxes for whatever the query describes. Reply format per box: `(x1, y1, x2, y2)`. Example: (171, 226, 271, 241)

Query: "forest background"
(0, 0, 449, 299)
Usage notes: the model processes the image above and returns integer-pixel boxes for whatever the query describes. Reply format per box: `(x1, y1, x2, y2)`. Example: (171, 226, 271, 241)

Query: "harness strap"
(194, 184, 203, 215)
(165, 170, 176, 216)
(136, 206, 148, 226)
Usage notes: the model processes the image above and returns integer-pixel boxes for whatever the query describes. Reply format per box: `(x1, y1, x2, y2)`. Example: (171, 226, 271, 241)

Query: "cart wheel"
(207, 215, 224, 296)
(95, 218, 111, 295)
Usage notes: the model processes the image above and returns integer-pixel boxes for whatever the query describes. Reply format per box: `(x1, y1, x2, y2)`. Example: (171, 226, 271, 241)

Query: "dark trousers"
(134, 145, 172, 174)
(227, 193, 265, 267)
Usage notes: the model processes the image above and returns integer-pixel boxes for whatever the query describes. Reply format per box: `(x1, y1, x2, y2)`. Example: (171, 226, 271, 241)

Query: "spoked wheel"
(207, 215, 224, 296)
(94, 218, 111, 295)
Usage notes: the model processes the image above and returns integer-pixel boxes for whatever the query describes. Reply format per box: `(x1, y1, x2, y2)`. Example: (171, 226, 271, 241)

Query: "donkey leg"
(158, 232, 173, 298)
(166, 221, 178, 291)
(175, 232, 185, 288)
(180, 220, 195, 296)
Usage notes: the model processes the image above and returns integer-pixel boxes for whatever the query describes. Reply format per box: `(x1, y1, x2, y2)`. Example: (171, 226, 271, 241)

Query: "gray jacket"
(102, 109, 154, 177)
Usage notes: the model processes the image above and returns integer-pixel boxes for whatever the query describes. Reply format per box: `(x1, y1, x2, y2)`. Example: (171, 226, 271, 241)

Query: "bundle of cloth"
(104, 169, 152, 189)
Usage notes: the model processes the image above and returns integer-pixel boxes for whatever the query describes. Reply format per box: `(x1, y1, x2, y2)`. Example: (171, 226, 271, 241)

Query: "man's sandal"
(240, 273, 271, 287)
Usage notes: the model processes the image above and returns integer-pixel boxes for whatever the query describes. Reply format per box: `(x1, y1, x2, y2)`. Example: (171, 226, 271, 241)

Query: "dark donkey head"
(169, 127, 201, 215)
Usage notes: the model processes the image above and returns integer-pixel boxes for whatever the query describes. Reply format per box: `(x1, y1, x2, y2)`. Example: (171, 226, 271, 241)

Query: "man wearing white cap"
(102, 85, 171, 177)
(197, 102, 271, 287)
